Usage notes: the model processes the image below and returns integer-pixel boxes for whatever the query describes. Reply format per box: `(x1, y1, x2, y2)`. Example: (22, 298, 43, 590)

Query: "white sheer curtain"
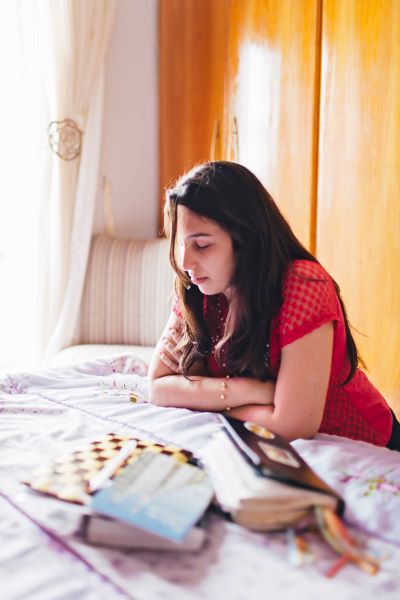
(0, 1, 115, 371)
(36, 0, 116, 362)
(0, 3, 45, 372)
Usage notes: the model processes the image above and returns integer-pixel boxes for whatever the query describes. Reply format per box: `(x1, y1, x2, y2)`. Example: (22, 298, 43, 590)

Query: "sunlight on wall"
(233, 41, 281, 188)
(0, 4, 45, 372)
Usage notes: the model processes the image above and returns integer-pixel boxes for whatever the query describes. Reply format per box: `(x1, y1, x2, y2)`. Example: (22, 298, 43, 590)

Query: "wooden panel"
(226, 0, 321, 249)
(159, 0, 227, 231)
(317, 0, 400, 409)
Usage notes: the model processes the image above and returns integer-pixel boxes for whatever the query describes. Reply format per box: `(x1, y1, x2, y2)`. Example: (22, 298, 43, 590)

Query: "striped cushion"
(77, 235, 174, 347)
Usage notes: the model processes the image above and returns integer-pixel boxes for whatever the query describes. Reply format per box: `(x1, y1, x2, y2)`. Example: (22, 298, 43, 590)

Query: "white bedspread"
(1, 354, 400, 600)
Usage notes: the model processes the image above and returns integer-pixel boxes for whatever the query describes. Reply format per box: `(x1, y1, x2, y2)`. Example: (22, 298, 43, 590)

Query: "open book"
(90, 448, 214, 543)
(22, 432, 213, 550)
(201, 416, 343, 531)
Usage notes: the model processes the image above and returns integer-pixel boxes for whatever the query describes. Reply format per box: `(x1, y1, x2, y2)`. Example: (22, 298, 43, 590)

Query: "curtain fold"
(34, 0, 116, 361)
(0, 2, 46, 371)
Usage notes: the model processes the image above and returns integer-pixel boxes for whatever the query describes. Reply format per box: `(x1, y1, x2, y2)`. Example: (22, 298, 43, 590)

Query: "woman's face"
(176, 205, 235, 298)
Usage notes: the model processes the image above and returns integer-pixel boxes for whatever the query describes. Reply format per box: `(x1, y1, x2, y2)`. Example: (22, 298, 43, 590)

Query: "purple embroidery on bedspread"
(339, 469, 400, 498)
(0, 375, 26, 395)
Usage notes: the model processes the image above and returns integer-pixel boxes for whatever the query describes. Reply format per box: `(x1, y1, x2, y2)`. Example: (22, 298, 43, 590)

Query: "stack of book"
(23, 421, 344, 551)
(23, 432, 214, 551)
(202, 418, 379, 575)
(201, 416, 343, 531)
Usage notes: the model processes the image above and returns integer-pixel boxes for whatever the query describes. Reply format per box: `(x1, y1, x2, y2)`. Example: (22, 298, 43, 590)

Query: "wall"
(94, 0, 159, 239)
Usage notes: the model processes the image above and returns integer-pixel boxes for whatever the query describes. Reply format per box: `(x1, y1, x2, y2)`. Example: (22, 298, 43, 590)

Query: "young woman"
(148, 161, 400, 449)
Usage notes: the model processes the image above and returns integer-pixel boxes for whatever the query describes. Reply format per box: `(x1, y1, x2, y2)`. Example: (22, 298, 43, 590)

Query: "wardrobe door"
(225, 0, 321, 249)
(317, 0, 400, 408)
(159, 0, 228, 227)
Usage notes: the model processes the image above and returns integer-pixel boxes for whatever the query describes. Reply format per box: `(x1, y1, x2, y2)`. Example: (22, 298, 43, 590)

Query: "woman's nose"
(180, 245, 195, 271)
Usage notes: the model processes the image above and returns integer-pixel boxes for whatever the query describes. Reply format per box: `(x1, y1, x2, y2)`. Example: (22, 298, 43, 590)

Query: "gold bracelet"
(220, 374, 230, 410)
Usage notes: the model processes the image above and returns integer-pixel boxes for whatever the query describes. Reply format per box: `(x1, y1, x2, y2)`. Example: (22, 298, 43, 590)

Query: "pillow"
(78, 235, 174, 347)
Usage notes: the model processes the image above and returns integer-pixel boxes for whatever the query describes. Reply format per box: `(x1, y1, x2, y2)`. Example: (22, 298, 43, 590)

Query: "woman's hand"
(150, 313, 207, 379)
(159, 321, 184, 373)
(160, 326, 208, 376)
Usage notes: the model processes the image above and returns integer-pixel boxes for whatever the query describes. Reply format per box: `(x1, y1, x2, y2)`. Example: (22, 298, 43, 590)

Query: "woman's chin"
(197, 281, 228, 296)
(196, 280, 214, 294)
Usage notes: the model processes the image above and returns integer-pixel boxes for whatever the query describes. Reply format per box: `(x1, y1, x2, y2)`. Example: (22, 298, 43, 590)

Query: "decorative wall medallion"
(48, 118, 83, 160)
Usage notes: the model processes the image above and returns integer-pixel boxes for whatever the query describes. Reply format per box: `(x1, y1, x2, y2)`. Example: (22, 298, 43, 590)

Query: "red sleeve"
(276, 260, 340, 348)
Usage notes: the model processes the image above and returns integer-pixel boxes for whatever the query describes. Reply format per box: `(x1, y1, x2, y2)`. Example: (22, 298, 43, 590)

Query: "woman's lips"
(191, 276, 208, 285)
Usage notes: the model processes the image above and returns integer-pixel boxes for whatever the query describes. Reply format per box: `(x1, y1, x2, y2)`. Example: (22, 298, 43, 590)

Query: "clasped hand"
(159, 322, 184, 373)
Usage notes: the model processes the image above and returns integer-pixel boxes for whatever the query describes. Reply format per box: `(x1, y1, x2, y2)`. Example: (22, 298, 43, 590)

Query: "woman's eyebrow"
(186, 233, 212, 239)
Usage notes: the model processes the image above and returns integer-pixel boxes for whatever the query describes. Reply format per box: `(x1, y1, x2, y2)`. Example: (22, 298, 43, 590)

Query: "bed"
(2, 234, 400, 599)
(1, 353, 400, 600)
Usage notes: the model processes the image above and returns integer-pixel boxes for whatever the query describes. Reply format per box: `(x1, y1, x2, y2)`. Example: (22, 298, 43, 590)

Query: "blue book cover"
(91, 450, 214, 542)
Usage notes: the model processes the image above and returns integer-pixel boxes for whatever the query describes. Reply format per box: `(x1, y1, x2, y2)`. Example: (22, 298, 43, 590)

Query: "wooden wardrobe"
(159, 0, 400, 412)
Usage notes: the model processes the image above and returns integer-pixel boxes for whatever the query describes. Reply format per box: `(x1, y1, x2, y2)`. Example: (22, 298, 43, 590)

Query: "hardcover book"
(201, 416, 343, 531)
(82, 513, 207, 551)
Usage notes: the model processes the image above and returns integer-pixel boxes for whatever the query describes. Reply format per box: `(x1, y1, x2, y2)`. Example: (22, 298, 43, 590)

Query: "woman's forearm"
(149, 374, 275, 411)
(224, 404, 315, 441)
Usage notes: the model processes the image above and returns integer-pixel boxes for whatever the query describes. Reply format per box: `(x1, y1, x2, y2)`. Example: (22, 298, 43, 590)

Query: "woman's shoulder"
(276, 260, 340, 345)
(285, 259, 331, 282)
(281, 259, 338, 311)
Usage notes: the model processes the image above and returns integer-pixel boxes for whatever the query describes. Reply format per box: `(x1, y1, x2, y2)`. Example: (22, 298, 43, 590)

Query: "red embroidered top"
(173, 260, 392, 446)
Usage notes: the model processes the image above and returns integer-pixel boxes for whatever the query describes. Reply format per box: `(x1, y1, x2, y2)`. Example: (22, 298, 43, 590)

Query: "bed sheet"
(1, 354, 400, 600)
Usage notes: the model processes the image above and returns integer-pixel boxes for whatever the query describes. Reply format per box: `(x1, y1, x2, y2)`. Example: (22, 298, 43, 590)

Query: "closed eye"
(194, 243, 211, 250)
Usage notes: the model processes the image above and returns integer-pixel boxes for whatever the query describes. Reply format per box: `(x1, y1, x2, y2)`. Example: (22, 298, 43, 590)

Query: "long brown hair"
(164, 161, 363, 383)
